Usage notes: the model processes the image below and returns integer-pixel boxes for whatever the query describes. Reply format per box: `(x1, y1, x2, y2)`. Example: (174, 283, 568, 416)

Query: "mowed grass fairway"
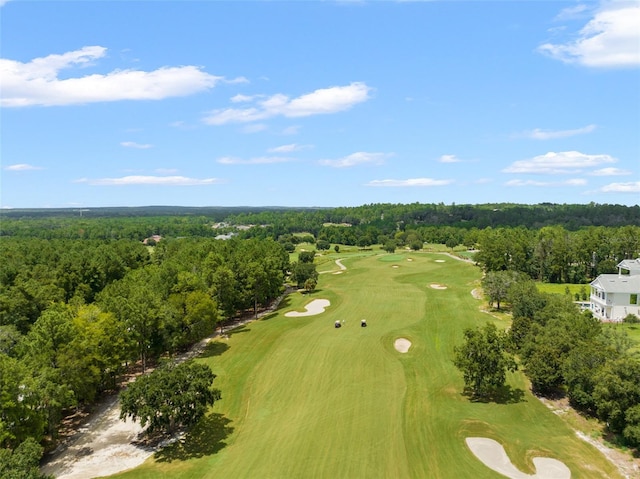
(113, 252, 621, 479)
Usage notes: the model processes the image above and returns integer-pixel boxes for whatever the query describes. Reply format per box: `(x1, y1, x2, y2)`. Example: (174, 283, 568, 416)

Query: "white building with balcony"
(590, 258, 640, 322)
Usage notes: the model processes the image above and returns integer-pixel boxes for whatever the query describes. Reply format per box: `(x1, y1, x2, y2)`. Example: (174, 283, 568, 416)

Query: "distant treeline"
(1, 203, 639, 240)
(2, 203, 639, 285)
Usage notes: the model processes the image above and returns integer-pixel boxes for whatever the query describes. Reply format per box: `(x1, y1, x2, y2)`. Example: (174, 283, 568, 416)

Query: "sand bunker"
(285, 299, 330, 317)
(435, 259, 445, 263)
(392, 265, 399, 269)
(466, 437, 570, 479)
(407, 258, 414, 262)
(394, 338, 411, 353)
(430, 284, 447, 290)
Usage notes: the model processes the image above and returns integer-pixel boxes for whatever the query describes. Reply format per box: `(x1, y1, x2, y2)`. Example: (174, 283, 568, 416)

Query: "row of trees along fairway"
(0, 235, 289, 474)
(455, 274, 640, 450)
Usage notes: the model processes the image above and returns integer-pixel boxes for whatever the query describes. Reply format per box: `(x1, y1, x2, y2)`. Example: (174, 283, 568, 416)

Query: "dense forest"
(1, 202, 639, 473)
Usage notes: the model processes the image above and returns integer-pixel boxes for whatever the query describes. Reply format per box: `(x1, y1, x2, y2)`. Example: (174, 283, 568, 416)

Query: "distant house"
(142, 234, 162, 245)
(215, 232, 237, 240)
(590, 258, 640, 322)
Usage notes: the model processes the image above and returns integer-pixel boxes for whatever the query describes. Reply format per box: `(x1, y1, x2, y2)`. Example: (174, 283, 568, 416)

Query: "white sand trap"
(430, 283, 447, 290)
(435, 259, 445, 263)
(285, 299, 330, 317)
(466, 437, 571, 479)
(392, 265, 399, 269)
(394, 338, 411, 353)
(407, 258, 414, 262)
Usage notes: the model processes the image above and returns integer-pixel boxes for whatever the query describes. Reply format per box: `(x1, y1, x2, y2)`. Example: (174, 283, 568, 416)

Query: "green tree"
(316, 240, 330, 251)
(624, 405, 640, 446)
(298, 251, 316, 264)
(592, 358, 640, 440)
(119, 361, 220, 435)
(0, 355, 44, 448)
(304, 277, 317, 294)
(561, 340, 613, 412)
(409, 240, 423, 251)
(521, 306, 601, 394)
(99, 267, 165, 372)
(445, 236, 458, 250)
(481, 270, 520, 310)
(291, 262, 318, 289)
(453, 322, 517, 399)
(0, 437, 53, 479)
(383, 240, 397, 254)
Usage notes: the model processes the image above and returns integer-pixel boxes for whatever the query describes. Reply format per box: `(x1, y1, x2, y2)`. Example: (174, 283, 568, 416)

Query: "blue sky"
(1, 0, 639, 208)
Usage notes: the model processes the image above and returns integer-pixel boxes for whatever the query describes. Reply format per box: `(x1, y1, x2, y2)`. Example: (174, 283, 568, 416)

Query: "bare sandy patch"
(394, 338, 411, 353)
(430, 283, 447, 290)
(435, 259, 445, 263)
(471, 288, 482, 299)
(392, 265, 399, 269)
(407, 258, 414, 262)
(42, 402, 149, 479)
(285, 299, 330, 317)
(466, 437, 570, 479)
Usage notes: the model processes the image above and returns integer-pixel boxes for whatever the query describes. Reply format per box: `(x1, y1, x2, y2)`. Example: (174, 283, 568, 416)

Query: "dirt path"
(41, 292, 290, 478)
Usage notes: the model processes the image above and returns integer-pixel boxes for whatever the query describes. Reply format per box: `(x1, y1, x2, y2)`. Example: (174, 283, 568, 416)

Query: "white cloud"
(438, 154, 461, 163)
(121, 141, 153, 149)
(589, 167, 632, 176)
(4, 163, 43, 171)
(319, 152, 390, 168)
(217, 156, 294, 165)
(523, 124, 596, 140)
(539, 4, 640, 67)
(554, 4, 590, 21)
(366, 178, 453, 187)
(505, 178, 587, 187)
(1, 46, 223, 107)
(599, 181, 640, 193)
(268, 143, 312, 153)
(502, 151, 616, 174)
(231, 93, 258, 103)
(75, 175, 223, 186)
(226, 77, 249, 84)
(203, 82, 372, 125)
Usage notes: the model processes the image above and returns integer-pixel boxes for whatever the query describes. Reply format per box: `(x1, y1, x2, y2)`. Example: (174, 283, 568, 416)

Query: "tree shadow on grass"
(154, 413, 233, 463)
(225, 324, 251, 337)
(463, 385, 526, 405)
(200, 341, 230, 358)
(260, 311, 279, 321)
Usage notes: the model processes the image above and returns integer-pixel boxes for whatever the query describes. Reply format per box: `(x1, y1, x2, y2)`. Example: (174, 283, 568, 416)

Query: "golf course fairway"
(111, 252, 621, 478)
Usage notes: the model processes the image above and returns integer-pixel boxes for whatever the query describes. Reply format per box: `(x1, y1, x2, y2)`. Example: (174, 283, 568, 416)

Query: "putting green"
(113, 252, 622, 479)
